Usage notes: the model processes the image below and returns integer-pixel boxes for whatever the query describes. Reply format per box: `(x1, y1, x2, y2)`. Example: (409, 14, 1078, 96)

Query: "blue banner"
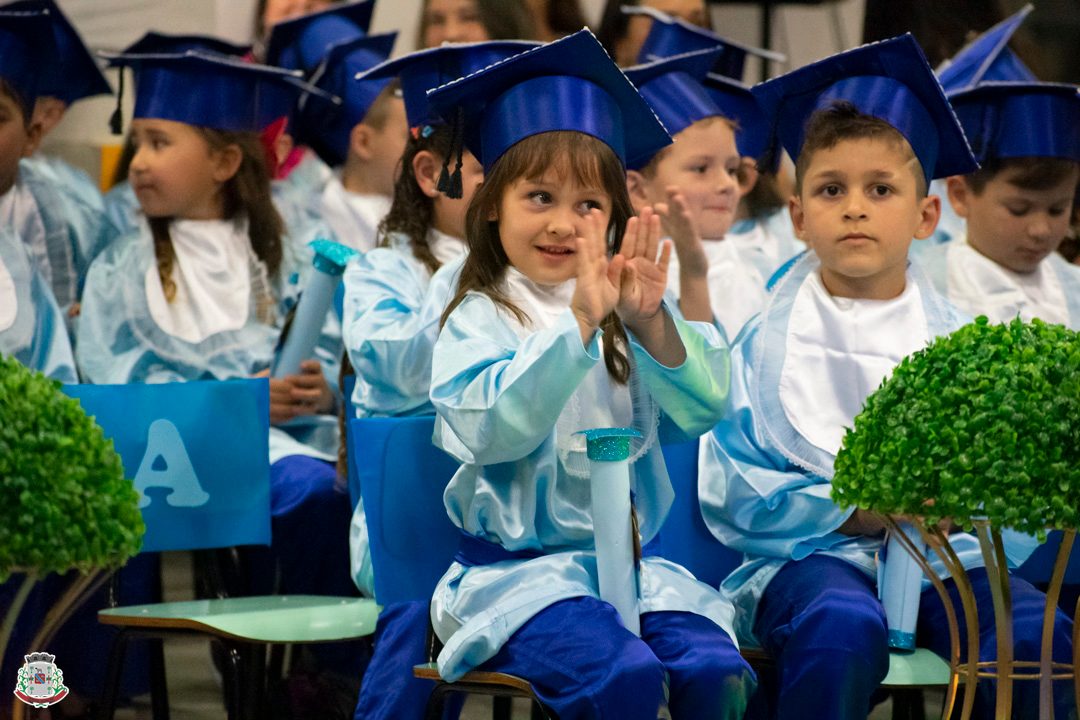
(63, 379, 271, 553)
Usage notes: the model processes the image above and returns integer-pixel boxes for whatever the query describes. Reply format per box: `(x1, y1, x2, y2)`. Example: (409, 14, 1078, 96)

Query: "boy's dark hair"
(962, 156, 1080, 195)
(0, 78, 32, 125)
(794, 101, 927, 198)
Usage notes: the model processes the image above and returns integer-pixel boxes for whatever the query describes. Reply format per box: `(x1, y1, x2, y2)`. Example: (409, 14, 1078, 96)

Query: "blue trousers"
(478, 596, 755, 720)
(752, 555, 1076, 720)
(353, 600, 462, 720)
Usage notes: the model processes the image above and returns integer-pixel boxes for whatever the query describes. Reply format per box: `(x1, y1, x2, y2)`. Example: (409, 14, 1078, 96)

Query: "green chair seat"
(99, 595, 380, 644)
(882, 648, 951, 687)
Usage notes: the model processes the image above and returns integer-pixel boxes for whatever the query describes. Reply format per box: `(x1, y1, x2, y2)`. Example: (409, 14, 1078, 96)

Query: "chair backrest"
(349, 416, 460, 606)
(64, 379, 271, 553)
(653, 439, 743, 589)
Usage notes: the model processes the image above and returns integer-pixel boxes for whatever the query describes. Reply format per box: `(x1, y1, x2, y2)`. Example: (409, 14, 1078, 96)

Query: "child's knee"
(795, 590, 889, 652)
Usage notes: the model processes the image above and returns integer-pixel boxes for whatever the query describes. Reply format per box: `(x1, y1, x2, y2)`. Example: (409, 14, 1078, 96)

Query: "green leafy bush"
(832, 317, 1080, 539)
(0, 356, 144, 582)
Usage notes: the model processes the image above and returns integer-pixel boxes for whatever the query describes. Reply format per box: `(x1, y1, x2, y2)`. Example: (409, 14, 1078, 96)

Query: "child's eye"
(1048, 206, 1067, 218)
(1006, 205, 1029, 217)
(870, 184, 892, 197)
(691, 164, 709, 175)
(527, 191, 552, 205)
(819, 184, 843, 197)
(577, 199, 604, 213)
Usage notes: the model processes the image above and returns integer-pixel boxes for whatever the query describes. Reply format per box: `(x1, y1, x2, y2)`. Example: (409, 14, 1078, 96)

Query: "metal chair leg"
(423, 683, 454, 720)
(530, 700, 548, 720)
(492, 695, 512, 720)
(891, 689, 926, 720)
(97, 629, 131, 720)
(148, 639, 170, 720)
(224, 645, 243, 720)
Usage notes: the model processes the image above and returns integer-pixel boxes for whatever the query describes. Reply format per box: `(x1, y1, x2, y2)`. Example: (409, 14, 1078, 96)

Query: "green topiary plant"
(831, 317, 1080, 720)
(0, 355, 144, 666)
(832, 316, 1080, 538)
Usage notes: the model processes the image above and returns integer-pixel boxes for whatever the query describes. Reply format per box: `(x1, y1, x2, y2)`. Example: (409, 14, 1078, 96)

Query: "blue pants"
(479, 596, 755, 720)
(917, 567, 1075, 720)
(752, 555, 1076, 720)
(353, 600, 462, 720)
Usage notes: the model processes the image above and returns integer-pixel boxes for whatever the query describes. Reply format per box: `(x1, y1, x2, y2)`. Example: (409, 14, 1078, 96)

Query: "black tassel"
(441, 106, 467, 200)
(109, 67, 124, 135)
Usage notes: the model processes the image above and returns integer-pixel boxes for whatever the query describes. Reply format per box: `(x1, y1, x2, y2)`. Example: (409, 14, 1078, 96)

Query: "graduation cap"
(426, 29, 671, 197)
(102, 50, 330, 134)
(623, 47, 728, 168)
(119, 30, 252, 58)
(0, 9, 54, 112)
(265, 0, 375, 74)
(4, 0, 111, 104)
(948, 82, 1080, 163)
(356, 40, 539, 129)
(623, 5, 784, 81)
(750, 34, 978, 183)
(704, 73, 771, 165)
(937, 4, 1036, 94)
(292, 32, 397, 166)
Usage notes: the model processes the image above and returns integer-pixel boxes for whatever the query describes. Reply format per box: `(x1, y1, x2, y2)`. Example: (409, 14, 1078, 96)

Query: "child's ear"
(412, 150, 441, 199)
(945, 175, 971, 219)
(349, 123, 375, 162)
(788, 194, 805, 240)
(212, 144, 244, 183)
(914, 194, 941, 240)
(626, 170, 651, 213)
(22, 119, 43, 157)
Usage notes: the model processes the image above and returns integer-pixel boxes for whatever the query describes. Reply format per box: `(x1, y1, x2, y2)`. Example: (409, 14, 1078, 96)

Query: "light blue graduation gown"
(0, 227, 76, 382)
(342, 230, 465, 596)
(429, 286, 738, 682)
(75, 219, 342, 464)
(727, 209, 805, 283)
(17, 157, 113, 314)
(921, 238, 1080, 329)
(103, 181, 139, 239)
(909, 178, 964, 261)
(698, 253, 1038, 643)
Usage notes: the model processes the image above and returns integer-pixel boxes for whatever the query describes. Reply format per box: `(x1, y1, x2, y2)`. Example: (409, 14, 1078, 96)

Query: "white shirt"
(319, 175, 391, 253)
(667, 237, 767, 339)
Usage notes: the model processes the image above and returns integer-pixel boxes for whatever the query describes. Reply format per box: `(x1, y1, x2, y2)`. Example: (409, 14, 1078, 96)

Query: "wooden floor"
(96, 551, 939, 720)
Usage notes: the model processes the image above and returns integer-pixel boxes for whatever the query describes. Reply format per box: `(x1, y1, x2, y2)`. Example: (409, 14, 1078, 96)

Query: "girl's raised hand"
(616, 206, 670, 331)
(570, 208, 624, 344)
(656, 186, 707, 277)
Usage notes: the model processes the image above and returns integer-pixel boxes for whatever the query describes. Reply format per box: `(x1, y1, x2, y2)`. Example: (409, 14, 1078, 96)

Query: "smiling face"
(791, 136, 940, 299)
(495, 160, 614, 285)
(632, 117, 741, 239)
(948, 162, 1079, 274)
(128, 118, 235, 220)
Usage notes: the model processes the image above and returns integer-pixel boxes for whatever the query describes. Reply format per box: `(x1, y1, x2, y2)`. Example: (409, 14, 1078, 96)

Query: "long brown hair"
(416, 0, 536, 47)
(442, 131, 632, 383)
(150, 128, 284, 302)
(375, 124, 455, 275)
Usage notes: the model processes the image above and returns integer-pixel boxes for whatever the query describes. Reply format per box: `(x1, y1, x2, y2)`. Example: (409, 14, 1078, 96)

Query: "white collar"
(145, 218, 254, 343)
(500, 266, 575, 337)
(0, 245, 15, 332)
(946, 237, 1069, 326)
(779, 269, 929, 455)
(0, 179, 46, 260)
(320, 177, 391, 253)
(428, 227, 466, 266)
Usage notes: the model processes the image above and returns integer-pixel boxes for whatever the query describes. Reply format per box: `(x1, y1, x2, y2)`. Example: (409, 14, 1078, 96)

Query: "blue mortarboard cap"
(624, 47, 727, 168)
(265, 0, 374, 74)
(624, 5, 785, 82)
(103, 50, 325, 133)
(293, 32, 397, 166)
(356, 40, 539, 129)
(703, 72, 771, 165)
(948, 82, 1080, 163)
(426, 29, 671, 174)
(751, 34, 978, 182)
(119, 31, 252, 58)
(0, 9, 53, 111)
(937, 4, 1036, 93)
(5, 0, 111, 104)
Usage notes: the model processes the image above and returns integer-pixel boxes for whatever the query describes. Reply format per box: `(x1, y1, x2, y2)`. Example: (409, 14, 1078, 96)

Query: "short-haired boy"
(699, 35, 1075, 719)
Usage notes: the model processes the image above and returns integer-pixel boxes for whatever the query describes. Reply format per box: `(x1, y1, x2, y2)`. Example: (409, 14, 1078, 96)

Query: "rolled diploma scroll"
(879, 520, 926, 651)
(580, 427, 643, 636)
(272, 239, 357, 378)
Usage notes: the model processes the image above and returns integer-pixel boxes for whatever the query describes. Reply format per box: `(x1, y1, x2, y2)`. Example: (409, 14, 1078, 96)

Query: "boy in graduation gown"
(698, 35, 1075, 719)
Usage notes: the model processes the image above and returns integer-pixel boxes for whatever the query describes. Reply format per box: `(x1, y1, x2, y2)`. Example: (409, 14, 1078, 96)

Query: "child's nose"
(843, 196, 868, 220)
(548, 210, 576, 238)
(1027, 214, 1053, 241)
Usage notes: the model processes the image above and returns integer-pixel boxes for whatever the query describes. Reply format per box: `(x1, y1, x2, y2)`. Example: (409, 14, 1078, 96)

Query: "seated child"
(0, 3, 111, 320)
(344, 39, 538, 720)
(424, 30, 754, 719)
(699, 34, 1075, 719)
(921, 12, 1080, 327)
(624, 45, 763, 339)
(77, 51, 357, 609)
